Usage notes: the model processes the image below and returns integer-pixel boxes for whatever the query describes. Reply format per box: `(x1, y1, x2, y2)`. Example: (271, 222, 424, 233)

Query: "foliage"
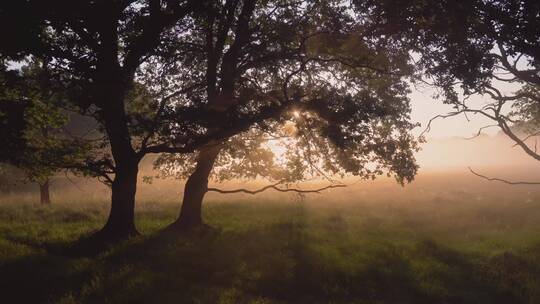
(0, 61, 92, 184)
(149, 0, 420, 185)
(511, 85, 540, 131)
(366, 0, 540, 170)
(1, 1, 424, 194)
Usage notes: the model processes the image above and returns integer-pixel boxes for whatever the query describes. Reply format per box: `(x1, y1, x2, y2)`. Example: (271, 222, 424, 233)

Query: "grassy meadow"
(1, 171, 540, 303)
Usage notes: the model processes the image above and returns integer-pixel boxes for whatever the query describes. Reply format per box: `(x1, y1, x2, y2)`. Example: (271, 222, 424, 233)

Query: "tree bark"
(99, 159, 140, 240)
(39, 179, 51, 205)
(83, 15, 144, 242)
(93, 70, 140, 241)
(170, 144, 222, 230)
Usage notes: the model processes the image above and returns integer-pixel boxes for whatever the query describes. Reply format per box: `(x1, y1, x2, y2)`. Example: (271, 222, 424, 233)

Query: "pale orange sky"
(407, 80, 540, 173)
(409, 80, 520, 139)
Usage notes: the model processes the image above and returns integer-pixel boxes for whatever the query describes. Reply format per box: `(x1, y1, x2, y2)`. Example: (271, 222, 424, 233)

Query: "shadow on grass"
(1, 217, 539, 303)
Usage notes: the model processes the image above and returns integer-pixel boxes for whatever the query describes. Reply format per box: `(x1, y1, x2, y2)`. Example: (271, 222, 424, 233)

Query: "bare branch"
(420, 102, 499, 139)
(511, 131, 540, 147)
(463, 124, 499, 140)
(491, 73, 518, 82)
(207, 181, 346, 195)
(419, 112, 462, 138)
(498, 118, 540, 162)
(468, 167, 540, 185)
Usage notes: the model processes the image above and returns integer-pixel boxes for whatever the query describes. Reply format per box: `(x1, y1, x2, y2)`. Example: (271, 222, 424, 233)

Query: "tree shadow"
(1, 216, 539, 303)
(0, 244, 96, 303)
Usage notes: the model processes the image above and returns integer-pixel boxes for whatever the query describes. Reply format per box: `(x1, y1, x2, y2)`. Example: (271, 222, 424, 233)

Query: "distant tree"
(146, 0, 419, 230)
(0, 61, 90, 204)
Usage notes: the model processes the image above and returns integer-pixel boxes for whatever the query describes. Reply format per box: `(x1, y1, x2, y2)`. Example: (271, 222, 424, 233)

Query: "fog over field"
(3, 134, 540, 304)
(5, 83, 539, 304)
(3, 132, 539, 206)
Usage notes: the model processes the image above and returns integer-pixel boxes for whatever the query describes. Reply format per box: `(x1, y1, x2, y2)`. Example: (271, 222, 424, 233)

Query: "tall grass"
(0, 193, 540, 303)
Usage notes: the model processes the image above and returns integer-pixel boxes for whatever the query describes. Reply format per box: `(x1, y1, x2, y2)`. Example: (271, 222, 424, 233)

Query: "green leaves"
(148, 0, 420, 185)
(0, 60, 93, 184)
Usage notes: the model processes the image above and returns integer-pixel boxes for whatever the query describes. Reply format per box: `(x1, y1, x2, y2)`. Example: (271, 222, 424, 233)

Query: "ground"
(1, 193, 540, 303)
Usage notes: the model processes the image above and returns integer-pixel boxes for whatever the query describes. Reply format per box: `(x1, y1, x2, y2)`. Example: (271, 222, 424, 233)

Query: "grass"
(1, 196, 540, 304)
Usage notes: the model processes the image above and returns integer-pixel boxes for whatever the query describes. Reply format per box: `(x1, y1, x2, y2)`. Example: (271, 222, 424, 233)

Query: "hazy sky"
(410, 81, 520, 139)
(407, 79, 540, 174)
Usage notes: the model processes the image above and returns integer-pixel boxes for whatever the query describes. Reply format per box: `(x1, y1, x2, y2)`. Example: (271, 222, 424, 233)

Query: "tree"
(1, 0, 421, 239)
(0, 0, 206, 240)
(0, 60, 90, 204)
(144, 0, 420, 230)
(380, 0, 540, 182)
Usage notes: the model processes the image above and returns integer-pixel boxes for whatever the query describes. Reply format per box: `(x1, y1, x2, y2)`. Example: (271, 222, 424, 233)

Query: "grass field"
(1, 185, 540, 304)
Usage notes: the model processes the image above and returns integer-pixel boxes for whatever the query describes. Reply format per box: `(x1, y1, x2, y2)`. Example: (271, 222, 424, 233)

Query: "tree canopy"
(151, 0, 419, 187)
(6, 0, 536, 240)
(378, 0, 540, 177)
(126, 0, 421, 228)
(0, 60, 93, 203)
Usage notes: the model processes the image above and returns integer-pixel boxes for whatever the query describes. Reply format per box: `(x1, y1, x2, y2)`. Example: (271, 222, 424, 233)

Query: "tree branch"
(468, 167, 540, 185)
(498, 118, 540, 162)
(122, 0, 194, 74)
(419, 112, 463, 138)
(463, 124, 499, 140)
(207, 181, 346, 195)
(494, 43, 540, 86)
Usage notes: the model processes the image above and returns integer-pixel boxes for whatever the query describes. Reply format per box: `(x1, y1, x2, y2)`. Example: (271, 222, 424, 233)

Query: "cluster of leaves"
(1, 0, 426, 190)
(148, 0, 420, 185)
(0, 60, 92, 184)
(376, 0, 540, 171)
(509, 85, 540, 135)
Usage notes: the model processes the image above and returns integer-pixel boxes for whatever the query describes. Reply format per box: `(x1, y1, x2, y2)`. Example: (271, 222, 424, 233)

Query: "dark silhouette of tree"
(375, 0, 540, 183)
(1, 0, 421, 238)
(0, 1, 204, 240)
(145, 0, 420, 230)
(0, 60, 92, 204)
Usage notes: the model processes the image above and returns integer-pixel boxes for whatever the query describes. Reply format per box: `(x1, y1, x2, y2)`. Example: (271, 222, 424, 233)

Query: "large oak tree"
(1, 0, 422, 239)
(0, 0, 204, 240)
(143, 0, 420, 229)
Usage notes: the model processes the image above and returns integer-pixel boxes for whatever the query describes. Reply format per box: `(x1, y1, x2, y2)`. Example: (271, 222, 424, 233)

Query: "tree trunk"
(98, 159, 140, 240)
(170, 144, 222, 230)
(89, 22, 142, 242)
(93, 71, 140, 241)
(39, 179, 51, 205)
(96, 104, 141, 240)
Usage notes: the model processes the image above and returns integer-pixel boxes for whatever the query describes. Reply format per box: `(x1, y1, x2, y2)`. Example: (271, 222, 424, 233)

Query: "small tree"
(0, 61, 90, 204)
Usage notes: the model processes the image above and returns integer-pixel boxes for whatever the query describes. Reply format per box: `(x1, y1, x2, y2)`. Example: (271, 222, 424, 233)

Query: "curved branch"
(463, 124, 499, 140)
(207, 182, 346, 195)
(495, 43, 540, 86)
(498, 119, 540, 162)
(468, 167, 540, 185)
(419, 112, 463, 138)
(512, 131, 540, 147)
(420, 106, 499, 139)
